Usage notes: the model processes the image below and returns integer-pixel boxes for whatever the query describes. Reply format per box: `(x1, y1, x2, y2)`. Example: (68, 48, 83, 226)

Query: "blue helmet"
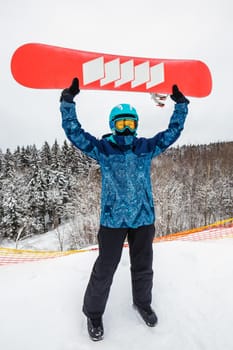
(109, 103, 139, 132)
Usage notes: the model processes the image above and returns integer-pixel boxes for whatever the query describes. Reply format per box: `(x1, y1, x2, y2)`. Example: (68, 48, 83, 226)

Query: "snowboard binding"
(150, 93, 168, 107)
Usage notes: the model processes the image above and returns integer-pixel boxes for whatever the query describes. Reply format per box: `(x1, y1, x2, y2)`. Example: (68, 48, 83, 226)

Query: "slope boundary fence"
(0, 218, 232, 266)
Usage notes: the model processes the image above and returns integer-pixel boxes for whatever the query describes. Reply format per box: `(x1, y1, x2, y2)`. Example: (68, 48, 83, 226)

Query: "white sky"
(1, 0, 233, 151)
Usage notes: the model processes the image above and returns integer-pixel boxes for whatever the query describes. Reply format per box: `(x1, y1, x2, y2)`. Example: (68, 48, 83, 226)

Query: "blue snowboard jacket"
(60, 101, 188, 229)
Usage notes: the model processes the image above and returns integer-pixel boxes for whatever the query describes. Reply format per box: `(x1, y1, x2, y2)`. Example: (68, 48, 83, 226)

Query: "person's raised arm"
(147, 85, 190, 157)
(60, 78, 101, 161)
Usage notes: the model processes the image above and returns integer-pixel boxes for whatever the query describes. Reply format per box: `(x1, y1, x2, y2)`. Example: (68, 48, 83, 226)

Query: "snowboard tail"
(11, 43, 212, 97)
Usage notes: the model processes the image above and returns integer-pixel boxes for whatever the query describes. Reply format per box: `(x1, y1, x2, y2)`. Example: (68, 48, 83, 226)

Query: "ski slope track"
(0, 224, 233, 350)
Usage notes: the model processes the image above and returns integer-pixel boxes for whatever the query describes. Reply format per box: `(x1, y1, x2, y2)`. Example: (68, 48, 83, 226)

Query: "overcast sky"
(1, 0, 232, 152)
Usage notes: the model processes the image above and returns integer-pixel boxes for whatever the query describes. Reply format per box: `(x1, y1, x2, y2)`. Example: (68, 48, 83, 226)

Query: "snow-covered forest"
(0, 140, 232, 249)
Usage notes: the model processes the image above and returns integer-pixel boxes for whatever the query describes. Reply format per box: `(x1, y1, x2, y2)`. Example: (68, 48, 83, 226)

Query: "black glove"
(60, 77, 80, 103)
(170, 85, 189, 104)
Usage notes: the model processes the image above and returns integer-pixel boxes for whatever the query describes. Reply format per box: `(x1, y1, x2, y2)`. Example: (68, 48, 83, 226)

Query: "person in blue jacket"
(60, 78, 189, 341)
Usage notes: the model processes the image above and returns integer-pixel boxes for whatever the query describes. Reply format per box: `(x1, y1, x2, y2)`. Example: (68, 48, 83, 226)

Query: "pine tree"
(51, 139, 61, 170)
(3, 148, 14, 178)
(1, 181, 24, 239)
(40, 141, 52, 168)
(27, 165, 48, 234)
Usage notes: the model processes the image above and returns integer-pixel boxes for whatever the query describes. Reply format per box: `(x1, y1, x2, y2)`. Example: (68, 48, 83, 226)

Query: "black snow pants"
(82, 224, 155, 319)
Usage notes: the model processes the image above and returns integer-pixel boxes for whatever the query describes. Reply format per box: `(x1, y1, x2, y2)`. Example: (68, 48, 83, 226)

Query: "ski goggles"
(114, 119, 137, 132)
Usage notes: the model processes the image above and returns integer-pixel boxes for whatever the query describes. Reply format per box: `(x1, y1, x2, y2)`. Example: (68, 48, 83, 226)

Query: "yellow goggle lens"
(115, 119, 136, 131)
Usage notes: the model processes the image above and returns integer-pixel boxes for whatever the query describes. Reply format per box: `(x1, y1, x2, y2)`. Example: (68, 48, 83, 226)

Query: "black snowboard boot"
(133, 304, 158, 327)
(87, 317, 104, 341)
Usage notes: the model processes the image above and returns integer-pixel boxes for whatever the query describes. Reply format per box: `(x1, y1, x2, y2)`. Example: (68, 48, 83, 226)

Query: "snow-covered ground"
(1, 223, 80, 251)
(1, 234, 233, 350)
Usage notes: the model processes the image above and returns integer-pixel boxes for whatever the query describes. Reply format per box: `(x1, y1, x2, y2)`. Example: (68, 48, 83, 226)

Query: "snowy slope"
(1, 224, 77, 251)
(0, 238, 233, 350)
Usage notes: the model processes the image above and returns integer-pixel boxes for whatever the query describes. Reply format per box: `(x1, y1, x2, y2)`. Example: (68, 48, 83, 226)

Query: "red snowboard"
(11, 43, 212, 97)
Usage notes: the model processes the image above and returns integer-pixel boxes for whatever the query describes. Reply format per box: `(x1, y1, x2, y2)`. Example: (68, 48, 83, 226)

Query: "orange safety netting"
(0, 248, 80, 267)
(0, 218, 232, 267)
(154, 218, 233, 242)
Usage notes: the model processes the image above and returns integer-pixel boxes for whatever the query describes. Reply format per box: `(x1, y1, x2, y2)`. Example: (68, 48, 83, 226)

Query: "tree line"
(152, 141, 232, 235)
(0, 140, 232, 248)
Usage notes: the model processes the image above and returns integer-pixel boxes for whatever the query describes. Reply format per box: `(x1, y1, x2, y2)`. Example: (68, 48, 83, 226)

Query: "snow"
(1, 223, 80, 251)
(1, 237, 233, 350)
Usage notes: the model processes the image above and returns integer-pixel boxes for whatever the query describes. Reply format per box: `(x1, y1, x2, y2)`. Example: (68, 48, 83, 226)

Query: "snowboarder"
(60, 78, 189, 341)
